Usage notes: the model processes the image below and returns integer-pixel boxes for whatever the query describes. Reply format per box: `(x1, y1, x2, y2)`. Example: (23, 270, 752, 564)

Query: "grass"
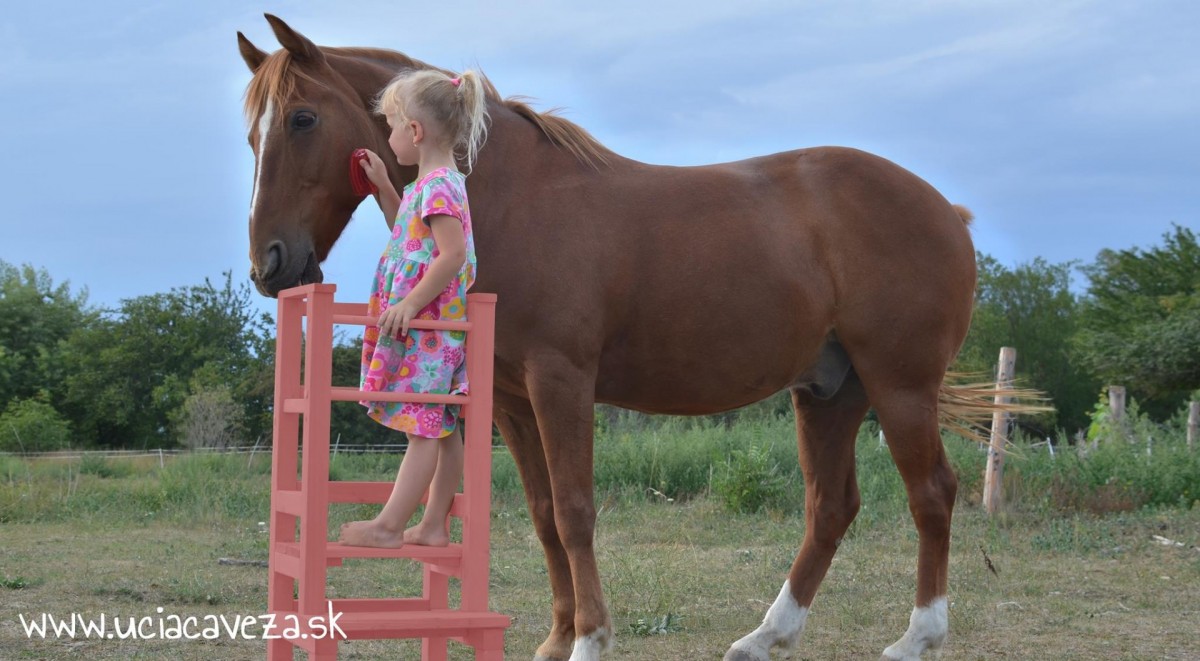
(0, 417, 1198, 659)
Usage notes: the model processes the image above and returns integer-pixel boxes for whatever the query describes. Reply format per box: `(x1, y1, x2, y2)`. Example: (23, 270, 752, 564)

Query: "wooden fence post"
(1108, 386, 1126, 421)
(983, 347, 1016, 516)
(1108, 385, 1128, 443)
(1188, 401, 1198, 452)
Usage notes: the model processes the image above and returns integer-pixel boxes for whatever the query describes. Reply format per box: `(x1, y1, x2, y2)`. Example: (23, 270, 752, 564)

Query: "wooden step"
(272, 608, 510, 640)
(275, 541, 463, 566)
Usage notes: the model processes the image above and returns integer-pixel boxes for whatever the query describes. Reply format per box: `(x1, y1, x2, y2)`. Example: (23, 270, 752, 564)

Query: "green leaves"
(956, 254, 1095, 431)
(1073, 225, 1200, 412)
(957, 224, 1199, 431)
(1, 262, 273, 449)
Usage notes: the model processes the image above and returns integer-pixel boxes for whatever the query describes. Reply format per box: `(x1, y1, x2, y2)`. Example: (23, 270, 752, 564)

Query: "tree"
(60, 273, 274, 447)
(955, 253, 1097, 432)
(1073, 224, 1200, 418)
(0, 261, 95, 408)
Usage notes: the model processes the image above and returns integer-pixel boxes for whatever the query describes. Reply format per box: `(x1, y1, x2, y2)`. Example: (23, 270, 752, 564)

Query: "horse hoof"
(724, 649, 767, 661)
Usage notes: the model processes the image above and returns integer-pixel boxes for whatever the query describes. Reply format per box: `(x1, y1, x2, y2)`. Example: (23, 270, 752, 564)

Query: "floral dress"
(360, 168, 476, 438)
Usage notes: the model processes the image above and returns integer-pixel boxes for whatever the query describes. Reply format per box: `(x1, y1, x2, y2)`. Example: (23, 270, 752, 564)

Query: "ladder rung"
(274, 489, 302, 516)
(275, 482, 468, 520)
(274, 541, 464, 568)
(331, 387, 469, 405)
(328, 482, 467, 517)
(333, 597, 433, 613)
(329, 314, 473, 332)
(272, 549, 343, 577)
(284, 391, 469, 412)
(272, 551, 301, 579)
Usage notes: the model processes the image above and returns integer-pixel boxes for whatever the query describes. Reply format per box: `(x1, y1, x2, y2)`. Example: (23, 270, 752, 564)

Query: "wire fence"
(0, 440, 509, 461)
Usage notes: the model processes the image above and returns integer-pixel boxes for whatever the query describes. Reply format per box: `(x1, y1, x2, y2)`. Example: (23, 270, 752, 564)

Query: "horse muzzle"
(250, 240, 324, 298)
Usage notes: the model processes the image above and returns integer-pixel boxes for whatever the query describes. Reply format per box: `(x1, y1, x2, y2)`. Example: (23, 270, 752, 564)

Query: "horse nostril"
(262, 241, 286, 281)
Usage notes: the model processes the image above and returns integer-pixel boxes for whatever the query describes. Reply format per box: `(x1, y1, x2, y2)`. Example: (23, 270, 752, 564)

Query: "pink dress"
(360, 168, 477, 438)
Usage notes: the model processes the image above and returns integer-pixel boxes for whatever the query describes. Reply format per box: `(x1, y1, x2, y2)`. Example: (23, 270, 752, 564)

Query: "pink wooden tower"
(266, 283, 509, 659)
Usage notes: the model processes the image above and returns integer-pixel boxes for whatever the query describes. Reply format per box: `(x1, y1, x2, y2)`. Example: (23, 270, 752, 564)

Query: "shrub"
(176, 386, 244, 449)
(713, 443, 787, 513)
(0, 397, 71, 452)
(78, 455, 135, 479)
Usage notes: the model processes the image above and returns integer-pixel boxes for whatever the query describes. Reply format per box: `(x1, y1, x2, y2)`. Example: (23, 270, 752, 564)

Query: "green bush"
(713, 444, 788, 514)
(0, 397, 72, 452)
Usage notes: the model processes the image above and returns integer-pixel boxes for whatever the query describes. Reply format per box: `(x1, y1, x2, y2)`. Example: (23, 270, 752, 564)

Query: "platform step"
(273, 608, 510, 640)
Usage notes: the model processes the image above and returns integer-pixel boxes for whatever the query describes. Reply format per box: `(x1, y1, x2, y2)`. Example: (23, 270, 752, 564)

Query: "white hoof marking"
(882, 597, 948, 660)
(726, 580, 809, 660)
(567, 628, 611, 661)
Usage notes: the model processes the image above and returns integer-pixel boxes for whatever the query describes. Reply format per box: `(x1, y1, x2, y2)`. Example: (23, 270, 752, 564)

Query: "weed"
(1, 575, 36, 590)
(628, 613, 682, 636)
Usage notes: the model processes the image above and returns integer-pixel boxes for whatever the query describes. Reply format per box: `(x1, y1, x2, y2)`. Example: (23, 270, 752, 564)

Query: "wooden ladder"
(266, 284, 509, 660)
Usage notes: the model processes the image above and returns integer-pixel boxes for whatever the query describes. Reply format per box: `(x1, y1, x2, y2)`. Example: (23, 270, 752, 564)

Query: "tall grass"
(2, 406, 1195, 525)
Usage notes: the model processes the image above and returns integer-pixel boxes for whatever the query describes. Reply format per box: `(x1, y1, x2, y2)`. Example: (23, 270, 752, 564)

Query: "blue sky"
(1, 1, 1196, 317)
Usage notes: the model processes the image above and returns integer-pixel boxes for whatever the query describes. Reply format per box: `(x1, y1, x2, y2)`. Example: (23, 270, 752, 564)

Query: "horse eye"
(291, 111, 317, 131)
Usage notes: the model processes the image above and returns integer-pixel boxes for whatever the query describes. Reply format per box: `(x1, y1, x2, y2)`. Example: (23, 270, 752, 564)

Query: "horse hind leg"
(725, 367, 869, 661)
(872, 388, 957, 660)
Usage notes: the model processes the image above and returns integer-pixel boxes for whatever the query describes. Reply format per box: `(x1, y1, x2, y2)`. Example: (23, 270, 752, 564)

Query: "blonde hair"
(376, 69, 490, 172)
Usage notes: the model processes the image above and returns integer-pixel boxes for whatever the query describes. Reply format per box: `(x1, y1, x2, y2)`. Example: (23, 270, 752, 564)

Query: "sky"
(1, 0, 1197, 318)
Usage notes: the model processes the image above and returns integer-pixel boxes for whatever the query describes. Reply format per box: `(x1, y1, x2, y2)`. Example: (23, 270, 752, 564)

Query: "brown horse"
(239, 14, 993, 660)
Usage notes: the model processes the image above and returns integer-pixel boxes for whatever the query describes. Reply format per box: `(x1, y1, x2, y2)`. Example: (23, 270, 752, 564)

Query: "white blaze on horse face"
(882, 597, 948, 661)
(250, 99, 275, 220)
(724, 580, 808, 660)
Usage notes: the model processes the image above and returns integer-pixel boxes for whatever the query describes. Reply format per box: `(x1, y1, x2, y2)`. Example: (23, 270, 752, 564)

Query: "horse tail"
(937, 373, 1053, 446)
(952, 204, 974, 225)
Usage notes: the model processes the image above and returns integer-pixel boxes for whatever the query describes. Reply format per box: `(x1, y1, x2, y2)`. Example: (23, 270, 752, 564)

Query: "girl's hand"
(378, 300, 419, 338)
(358, 150, 389, 189)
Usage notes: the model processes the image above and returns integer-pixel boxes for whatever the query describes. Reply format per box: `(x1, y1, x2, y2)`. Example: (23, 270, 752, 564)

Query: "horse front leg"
(527, 362, 612, 661)
(494, 396, 578, 661)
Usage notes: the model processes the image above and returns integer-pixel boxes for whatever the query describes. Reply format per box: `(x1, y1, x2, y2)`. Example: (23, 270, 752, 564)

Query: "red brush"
(350, 148, 378, 196)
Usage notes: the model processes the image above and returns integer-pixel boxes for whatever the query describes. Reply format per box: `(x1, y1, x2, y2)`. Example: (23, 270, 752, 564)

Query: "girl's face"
(387, 112, 420, 166)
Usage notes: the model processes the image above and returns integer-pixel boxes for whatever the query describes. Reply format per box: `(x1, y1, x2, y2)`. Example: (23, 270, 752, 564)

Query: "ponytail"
(454, 70, 489, 173)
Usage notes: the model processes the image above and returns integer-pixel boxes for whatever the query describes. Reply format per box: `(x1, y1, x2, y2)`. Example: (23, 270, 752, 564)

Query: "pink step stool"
(267, 284, 509, 660)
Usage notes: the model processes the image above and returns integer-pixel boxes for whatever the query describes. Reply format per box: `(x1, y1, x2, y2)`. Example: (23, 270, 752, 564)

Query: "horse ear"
(238, 32, 268, 73)
(264, 14, 326, 65)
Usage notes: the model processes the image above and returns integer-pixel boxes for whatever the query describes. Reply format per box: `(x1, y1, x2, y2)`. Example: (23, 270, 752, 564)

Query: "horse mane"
(242, 48, 613, 168)
(503, 97, 612, 168)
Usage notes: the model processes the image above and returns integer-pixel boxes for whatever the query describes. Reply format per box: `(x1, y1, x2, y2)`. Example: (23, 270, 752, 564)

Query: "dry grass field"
(2, 481, 1198, 660)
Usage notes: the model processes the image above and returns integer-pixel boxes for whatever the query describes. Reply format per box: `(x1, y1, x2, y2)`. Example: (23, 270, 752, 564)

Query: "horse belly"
(596, 261, 833, 415)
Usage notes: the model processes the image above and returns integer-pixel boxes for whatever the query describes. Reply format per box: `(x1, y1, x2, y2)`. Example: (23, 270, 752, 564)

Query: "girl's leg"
(404, 428, 464, 546)
(339, 434, 439, 548)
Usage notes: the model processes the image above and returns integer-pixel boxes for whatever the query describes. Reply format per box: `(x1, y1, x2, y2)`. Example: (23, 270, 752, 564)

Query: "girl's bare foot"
(339, 519, 405, 548)
(402, 520, 450, 547)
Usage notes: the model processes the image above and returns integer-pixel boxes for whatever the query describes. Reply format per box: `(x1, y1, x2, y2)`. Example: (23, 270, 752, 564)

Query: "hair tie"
(450, 76, 462, 88)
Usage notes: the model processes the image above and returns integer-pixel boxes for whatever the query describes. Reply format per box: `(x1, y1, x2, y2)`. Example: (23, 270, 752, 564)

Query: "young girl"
(340, 69, 488, 549)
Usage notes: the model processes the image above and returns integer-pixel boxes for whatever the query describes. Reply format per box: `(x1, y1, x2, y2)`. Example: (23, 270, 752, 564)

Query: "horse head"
(238, 15, 403, 297)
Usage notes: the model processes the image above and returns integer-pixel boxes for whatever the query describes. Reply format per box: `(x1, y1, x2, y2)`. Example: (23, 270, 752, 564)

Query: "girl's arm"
(374, 186, 402, 231)
(377, 215, 467, 337)
(359, 151, 401, 229)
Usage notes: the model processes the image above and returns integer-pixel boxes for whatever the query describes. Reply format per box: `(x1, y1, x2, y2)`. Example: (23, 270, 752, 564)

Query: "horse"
(238, 14, 1001, 660)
